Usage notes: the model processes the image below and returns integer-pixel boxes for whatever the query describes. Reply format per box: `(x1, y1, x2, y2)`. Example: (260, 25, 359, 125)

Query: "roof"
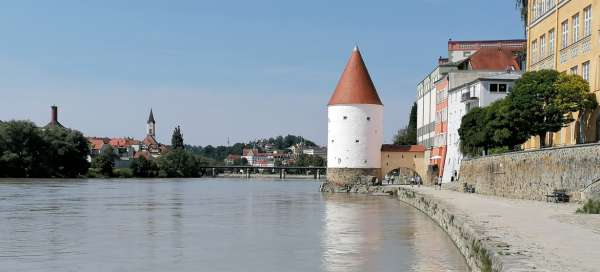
(465, 48, 521, 71)
(143, 135, 159, 146)
(242, 148, 259, 156)
(328, 47, 383, 106)
(109, 137, 141, 148)
(381, 144, 426, 153)
(134, 150, 152, 160)
(147, 109, 155, 124)
(88, 138, 108, 150)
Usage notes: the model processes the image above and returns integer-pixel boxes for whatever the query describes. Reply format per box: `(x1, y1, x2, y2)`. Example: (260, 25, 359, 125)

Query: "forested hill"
(186, 135, 318, 162)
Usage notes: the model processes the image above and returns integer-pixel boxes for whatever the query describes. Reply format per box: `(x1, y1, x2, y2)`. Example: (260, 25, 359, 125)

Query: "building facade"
(443, 72, 521, 183)
(327, 47, 384, 186)
(417, 39, 525, 181)
(527, 0, 600, 147)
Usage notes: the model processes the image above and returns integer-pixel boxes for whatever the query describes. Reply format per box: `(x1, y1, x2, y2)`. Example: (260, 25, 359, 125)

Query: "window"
(355, 140, 359, 143)
(531, 39, 538, 62)
(562, 20, 569, 48)
(499, 84, 507, 93)
(463, 51, 471, 57)
(584, 6, 592, 36)
(540, 34, 546, 57)
(583, 61, 590, 81)
(570, 65, 578, 75)
(549, 29, 555, 52)
(490, 84, 498, 92)
(572, 13, 580, 42)
(366, 117, 371, 121)
(343, 116, 347, 120)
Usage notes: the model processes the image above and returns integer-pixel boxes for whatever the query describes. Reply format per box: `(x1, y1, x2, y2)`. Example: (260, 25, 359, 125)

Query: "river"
(0, 178, 468, 271)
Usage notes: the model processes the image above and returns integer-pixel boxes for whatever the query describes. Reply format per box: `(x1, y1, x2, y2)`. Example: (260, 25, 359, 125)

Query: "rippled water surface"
(0, 178, 468, 271)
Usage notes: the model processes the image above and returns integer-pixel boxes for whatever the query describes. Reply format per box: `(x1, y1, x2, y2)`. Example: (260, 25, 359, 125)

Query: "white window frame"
(582, 61, 590, 81)
(584, 6, 592, 37)
(549, 29, 555, 52)
(540, 34, 546, 58)
(562, 20, 569, 48)
(570, 65, 578, 75)
(572, 13, 580, 42)
(532, 39, 538, 62)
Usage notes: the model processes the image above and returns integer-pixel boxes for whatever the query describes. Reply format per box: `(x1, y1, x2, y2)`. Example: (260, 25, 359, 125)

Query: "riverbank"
(396, 186, 600, 272)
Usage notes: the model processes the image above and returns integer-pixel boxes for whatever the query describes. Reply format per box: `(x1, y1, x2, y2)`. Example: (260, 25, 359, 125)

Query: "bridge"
(198, 165, 327, 179)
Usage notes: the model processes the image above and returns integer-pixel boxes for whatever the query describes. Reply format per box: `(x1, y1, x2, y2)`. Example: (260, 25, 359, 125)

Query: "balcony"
(461, 93, 478, 102)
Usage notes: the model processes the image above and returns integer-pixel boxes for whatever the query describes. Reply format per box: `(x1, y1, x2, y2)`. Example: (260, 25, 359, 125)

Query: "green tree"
(129, 156, 158, 177)
(155, 149, 203, 177)
(41, 127, 90, 177)
(171, 125, 184, 149)
(458, 107, 491, 156)
(91, 153, 114, 177)
(393, 102, 418, 145)
(509, 70, 597, 147)
(0, 121, 46, 177)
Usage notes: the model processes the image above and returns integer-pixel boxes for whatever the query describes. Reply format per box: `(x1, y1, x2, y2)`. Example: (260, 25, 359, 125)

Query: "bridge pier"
(212, 168, 216, 177)
(317, 170, 321, 179)
(246, 168, 251, 178)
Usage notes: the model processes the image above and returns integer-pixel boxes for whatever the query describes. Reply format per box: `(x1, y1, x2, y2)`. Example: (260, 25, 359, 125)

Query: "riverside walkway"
(398, 186, 600, 272)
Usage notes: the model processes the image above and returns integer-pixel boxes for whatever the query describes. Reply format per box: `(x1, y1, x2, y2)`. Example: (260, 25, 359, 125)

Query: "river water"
(0, 178, 468, 272)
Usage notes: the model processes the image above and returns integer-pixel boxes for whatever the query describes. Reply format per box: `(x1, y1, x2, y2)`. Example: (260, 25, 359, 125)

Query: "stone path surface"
(401, 186, 600, 272)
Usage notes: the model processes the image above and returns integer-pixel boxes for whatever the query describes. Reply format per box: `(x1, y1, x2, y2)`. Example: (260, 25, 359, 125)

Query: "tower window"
(355, 140, 359, 143)
(343, 116, 348, 120)
(364, 160, 368, 164)
(366, 117, 371, 121)
(331, 139, 335, 143)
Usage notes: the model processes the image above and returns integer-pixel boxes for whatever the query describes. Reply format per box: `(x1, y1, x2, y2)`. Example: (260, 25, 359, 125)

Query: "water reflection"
(0, 179, 467, 272)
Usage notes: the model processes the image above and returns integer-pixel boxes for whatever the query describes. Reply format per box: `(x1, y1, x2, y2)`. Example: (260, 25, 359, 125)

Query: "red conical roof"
(328, 47, 383, 106)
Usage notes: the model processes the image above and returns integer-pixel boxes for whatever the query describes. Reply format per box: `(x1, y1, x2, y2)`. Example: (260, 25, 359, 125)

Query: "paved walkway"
(400, 186, 600, 272)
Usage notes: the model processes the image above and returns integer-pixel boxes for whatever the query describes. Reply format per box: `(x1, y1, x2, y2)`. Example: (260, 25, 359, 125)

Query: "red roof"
(134, 150, 152, 160)
(328, 47, 382, 106)
(226, 154, 241, 160)
(143, 135, 159, 146)
(381, 144, 426, 153)
(466, 48, 521, 71)
(242, 148, 259, 156)
(88, 138, 107, 150)
(109, 137, 140, 148)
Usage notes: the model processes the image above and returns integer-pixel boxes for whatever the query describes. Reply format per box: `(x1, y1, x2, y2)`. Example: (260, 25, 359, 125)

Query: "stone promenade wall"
(460, 143, 600, 202)
(397, 187, 502, 272)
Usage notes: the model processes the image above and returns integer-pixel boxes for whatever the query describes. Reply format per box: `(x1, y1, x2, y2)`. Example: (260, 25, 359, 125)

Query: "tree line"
(0, 120, 90, 178)
(459, 70, 597, 156)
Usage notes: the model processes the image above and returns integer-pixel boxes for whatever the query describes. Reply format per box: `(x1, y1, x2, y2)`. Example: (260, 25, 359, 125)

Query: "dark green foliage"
(577, 200, 600, 214)
(233, 157, 248, 166)
(459, 70, 598, 155)
(393, 102, 418, 145)
(155, 149, 209, 178)
(91, 153, 114, 177)
(171, 125, 184, 150)
(293, 154, 325, 167)
(0, 120, 90, 178)
(515, 0, 528, 27)
(129, 156, 159, 177)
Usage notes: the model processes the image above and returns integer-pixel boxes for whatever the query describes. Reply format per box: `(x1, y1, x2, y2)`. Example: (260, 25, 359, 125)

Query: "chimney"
(51, 105, 58, 124)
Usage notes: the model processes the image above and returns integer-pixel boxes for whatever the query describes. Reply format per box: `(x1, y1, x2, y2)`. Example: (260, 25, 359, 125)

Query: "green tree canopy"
(171, 125, 184, 149)
(393, 102, 417, 145)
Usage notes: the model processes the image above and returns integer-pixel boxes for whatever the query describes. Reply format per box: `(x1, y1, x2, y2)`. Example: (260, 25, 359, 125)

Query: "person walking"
(437, 176, 443, 190)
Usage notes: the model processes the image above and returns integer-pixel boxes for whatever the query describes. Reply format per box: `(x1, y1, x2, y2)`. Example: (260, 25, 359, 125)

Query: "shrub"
(576, 199, 600, 214)
(113, 168, 133, 178)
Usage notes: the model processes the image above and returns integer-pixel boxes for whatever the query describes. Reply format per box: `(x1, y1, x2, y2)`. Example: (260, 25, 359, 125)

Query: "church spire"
(147, 108, 155, 124)
(328, 46, 383, 106)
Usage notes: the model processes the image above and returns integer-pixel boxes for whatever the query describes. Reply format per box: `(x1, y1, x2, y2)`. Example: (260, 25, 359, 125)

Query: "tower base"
(321, 168, 381, 192)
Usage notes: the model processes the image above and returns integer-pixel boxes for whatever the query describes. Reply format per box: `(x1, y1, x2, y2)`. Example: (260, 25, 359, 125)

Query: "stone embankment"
(397, 186, 600, 272)
(460, 143, 600, 202)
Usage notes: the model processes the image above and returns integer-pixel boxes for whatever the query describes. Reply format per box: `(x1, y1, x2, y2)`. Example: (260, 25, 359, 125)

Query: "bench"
(546, 189, 570, 203)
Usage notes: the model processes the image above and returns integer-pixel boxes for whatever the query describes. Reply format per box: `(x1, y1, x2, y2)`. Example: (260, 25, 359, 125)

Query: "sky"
(0, 0, 524, 146)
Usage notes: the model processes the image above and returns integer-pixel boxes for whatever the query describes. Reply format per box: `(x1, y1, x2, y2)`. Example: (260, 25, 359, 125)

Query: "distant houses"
(225, 141, 327, 167)
(87, 109, 167, 166)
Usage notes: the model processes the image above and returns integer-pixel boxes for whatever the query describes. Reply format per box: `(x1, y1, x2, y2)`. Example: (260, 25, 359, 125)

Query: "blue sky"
(0, 0, 524, 146)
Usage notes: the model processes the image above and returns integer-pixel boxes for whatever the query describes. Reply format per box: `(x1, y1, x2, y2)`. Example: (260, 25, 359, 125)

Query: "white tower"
(327, 47, 384, 186)
(147, 109, 156, 137)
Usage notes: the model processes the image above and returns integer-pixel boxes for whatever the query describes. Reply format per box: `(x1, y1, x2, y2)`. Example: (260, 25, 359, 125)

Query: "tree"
(41, 127, 90, 177)
(458, 107, 491, 156)
(129, 156, 158, 177)
(515, 0, 528, 28)
(508, 70, 597, 147)
(91, 153, 114, 177)
(0, 121, 46, 177)
(393, 102, 418, 145)
(155, 149, 203, 177)
(554, 73, 598, 143)
(171, 125, 184, 149)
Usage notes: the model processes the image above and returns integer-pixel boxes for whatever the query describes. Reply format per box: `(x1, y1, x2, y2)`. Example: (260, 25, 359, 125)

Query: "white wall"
(327, 104, 383, 169)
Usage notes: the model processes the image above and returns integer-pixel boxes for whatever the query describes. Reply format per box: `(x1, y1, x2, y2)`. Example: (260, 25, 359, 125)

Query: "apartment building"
(527, 0, 600, 147)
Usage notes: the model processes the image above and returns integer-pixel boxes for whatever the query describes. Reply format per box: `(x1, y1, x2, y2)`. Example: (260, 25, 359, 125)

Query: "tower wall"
(327, 104, 383, 185)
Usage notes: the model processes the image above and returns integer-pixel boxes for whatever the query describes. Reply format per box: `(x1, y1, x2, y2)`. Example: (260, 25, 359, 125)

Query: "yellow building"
(526, 0, 600, 148)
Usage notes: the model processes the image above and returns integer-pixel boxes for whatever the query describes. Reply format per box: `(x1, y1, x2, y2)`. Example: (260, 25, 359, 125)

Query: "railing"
(560, 35, 591, 64)
(460, 93, 478, 102)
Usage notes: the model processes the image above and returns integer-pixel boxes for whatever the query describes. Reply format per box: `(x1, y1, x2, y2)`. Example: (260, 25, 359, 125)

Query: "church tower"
(326, 47, 383, 187)
(147, 109, 156, 137)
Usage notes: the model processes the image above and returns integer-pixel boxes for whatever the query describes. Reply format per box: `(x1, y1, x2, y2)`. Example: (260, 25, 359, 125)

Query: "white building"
(327, 47, 384, 185)
(443, 72, 521, 182)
